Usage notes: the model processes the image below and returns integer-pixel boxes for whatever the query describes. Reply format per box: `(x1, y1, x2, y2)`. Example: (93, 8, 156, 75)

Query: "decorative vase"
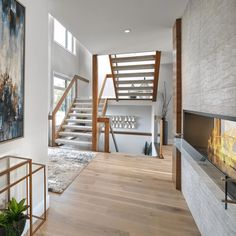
(162, 118, 168, 145)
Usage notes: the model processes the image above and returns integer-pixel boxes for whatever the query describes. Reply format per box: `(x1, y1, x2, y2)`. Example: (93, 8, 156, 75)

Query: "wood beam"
(92, 55, 98, 151)
(152, 51, 161, 102)
(172, 18, 182, 191)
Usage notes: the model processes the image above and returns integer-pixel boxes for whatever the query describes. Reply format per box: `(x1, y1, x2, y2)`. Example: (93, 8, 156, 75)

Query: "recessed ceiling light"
(124, 29, 131, 34)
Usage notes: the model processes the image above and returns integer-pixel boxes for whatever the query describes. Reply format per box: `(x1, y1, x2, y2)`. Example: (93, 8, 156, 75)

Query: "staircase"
(55, 98, 102, 149)
(109, 51, 161, 101)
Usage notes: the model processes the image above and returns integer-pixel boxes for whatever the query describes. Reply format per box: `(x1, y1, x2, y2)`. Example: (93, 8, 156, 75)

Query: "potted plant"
(0, 198, 29, 236)
(161, 82, 172, 145)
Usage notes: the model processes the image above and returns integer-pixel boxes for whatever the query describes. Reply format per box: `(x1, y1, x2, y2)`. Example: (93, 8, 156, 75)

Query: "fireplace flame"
(208, 127, 236, 168)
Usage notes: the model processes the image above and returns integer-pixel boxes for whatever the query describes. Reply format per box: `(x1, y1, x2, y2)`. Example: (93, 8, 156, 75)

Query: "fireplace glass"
(184, 111, 236, 199)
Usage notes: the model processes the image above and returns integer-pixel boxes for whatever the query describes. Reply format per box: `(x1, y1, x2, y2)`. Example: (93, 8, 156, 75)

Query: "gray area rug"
(48, 147, 96, 194)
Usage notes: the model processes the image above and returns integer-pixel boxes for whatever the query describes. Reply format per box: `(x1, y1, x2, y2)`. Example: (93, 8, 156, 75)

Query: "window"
(67, 31, 73, 52)
(53, 18, 77, 55)
(54, 19, 66, 48)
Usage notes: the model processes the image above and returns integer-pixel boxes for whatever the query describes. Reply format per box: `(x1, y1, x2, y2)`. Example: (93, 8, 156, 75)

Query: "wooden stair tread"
(71, 108, 92, 111)
(55, 139, 92, 146)
(112, 55, 155, 63)
(75, 99, 92, 102)
(63, 125, 92, 130)
(117, 80, 154, 84)
(66, 119, 92, 123)
(114, 72, 154, 78)
(113, 64, 155, 71)
(59, 132, 92, 137)
(118, 92, 153, 96)
(117, 86, 153, 91)
(69, 113, 92, 117)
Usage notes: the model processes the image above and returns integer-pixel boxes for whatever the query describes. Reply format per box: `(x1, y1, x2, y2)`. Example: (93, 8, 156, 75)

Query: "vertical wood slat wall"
(172, 19, 182, 190)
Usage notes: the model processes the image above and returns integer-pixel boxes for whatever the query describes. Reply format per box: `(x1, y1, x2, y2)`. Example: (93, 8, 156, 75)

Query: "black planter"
(162, 118, 168, 145)
(0, 217, 26, 236)
(14, 217, 27, 236)
(0, 227, 6, 235)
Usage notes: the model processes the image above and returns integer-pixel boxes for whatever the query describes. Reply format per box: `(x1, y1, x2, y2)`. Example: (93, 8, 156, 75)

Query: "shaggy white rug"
(48, 147, 96, 193)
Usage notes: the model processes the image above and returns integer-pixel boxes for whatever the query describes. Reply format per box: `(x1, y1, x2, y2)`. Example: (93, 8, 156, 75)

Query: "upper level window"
(53, 18, 76, 55)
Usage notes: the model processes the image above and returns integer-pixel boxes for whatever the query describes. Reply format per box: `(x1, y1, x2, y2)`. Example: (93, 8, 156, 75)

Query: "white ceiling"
(48, 0, 188, 55)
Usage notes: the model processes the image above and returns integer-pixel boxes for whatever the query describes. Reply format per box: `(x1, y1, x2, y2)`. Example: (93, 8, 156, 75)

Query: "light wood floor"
(36, 146, 200, 236)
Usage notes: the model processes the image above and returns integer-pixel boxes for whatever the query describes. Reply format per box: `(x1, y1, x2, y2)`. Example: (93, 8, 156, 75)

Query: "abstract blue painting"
(0, 0, 25, 142)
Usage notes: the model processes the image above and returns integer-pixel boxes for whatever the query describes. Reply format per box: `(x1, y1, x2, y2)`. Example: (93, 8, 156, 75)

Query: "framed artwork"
(0, 0, 25, 142)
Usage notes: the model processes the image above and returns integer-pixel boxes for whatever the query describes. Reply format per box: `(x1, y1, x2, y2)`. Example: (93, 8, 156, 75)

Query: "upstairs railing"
(49, 75, 89, 146)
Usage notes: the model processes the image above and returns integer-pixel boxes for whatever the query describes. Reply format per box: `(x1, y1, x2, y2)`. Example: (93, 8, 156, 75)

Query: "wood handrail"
(55, 98, 76, 140)
(98, 75, 108, 106)
(101, 98, 108, 117)
(74, 75, 90, 83)
(52, 77, 76, 117)
(50, 74, 89, 146)
(52, 75, 89, 116)
(109, 55, 118, 101)
(97, 74, 113, 106)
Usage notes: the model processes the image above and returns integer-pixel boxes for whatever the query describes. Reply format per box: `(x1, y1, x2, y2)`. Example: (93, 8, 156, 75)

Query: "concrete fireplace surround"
(175, 139, 236, 236)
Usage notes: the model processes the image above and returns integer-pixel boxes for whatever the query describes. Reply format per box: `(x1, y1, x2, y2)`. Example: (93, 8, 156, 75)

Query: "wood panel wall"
(172, 19, 182, 190)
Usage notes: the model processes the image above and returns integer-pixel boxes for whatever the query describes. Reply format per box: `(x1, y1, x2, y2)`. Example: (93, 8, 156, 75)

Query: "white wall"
(48, 15, 92, 111)
(182, 0, 236, 117)
(0, 0, 49, 163)
(153, 63, 173, 143)
(99, 104, 152, 155)
(78, 43, 92, 98)
(0, 0, 49, 215)
(155, 64, 173, 142)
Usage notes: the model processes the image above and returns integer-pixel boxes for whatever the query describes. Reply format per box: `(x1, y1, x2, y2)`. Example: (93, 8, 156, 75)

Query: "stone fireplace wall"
(182, 0, 236, 117)
(180, 1, 236, 235)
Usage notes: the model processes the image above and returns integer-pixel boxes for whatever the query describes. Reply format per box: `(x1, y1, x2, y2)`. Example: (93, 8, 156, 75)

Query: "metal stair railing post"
(110, 125, 119, 152)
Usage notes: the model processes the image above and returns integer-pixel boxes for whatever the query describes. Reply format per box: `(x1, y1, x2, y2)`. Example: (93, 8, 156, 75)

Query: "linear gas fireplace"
(183, 110, 236, 200)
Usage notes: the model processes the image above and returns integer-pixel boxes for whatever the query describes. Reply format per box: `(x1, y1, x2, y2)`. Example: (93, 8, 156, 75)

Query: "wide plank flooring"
(36, 146, 200, 236)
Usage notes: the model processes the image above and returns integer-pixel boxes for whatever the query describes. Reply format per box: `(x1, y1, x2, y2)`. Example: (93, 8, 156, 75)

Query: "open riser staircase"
(109, 51, 161, 101)
(55, 98, 103, 150)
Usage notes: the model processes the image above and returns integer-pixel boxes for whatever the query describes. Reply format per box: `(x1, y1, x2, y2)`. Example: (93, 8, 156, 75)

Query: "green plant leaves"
(0, 198, 28, 236)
